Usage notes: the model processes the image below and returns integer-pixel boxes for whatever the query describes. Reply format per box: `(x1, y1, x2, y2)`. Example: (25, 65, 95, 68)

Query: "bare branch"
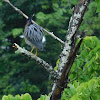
(13, 43, 59, 79)
(4, 0, 64, 44)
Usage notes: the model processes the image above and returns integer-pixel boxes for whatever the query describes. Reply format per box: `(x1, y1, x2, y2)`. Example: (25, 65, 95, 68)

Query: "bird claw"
(35, 54, 37, 57)
(30, 52, 37, 57)
(30, 51, 33, 53)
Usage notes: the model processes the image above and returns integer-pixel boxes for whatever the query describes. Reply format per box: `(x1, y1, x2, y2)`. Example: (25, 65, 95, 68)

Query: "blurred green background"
(0, 0, 100, 99)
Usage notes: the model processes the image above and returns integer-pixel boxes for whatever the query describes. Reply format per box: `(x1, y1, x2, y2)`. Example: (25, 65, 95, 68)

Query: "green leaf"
(95, 0, 99, 3)
(70, 95, 81, 100)
(15, 95, 20, 100)
(68, 77, 100, 100)
(2, 96, 9, 100)
(95, 1, 100, 12)
(21, 93, 32, 100)
(2, 94, 32, 100)
(37, 95, 49, 100)
(54, 59, 60, 70)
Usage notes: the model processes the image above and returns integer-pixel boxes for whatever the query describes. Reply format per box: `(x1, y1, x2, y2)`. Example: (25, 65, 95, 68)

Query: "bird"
(24, 17, 46, 56)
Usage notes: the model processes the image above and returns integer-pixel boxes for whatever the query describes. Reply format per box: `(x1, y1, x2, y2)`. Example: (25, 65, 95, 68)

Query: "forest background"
(0, 0, 100, 100)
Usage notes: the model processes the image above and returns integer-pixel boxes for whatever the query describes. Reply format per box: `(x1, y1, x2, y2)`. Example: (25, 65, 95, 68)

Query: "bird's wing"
(24, 24, 43, 44)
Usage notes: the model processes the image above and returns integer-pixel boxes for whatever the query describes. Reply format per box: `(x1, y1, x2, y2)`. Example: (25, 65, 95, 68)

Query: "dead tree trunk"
(50, 0, 90, 100)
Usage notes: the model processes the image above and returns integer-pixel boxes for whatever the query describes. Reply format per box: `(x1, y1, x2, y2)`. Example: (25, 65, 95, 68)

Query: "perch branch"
(13, 43, 59, 79)
(4, 0, 64, 44)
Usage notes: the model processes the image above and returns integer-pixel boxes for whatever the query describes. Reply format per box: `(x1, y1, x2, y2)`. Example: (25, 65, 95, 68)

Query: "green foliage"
(0, 0, 100, 100)
(2, 93, 32, 100)
(80, 2, 100, 35)
(61, 36, 100, 100)
(19, 80, 40, 93)
(70, 36, 100, 83)
(37, 95, 49, 100)
(3, 77, 100, 100)
(12, 28, 23, 38)
(2, 94, 50, 100)
(95, 0, 100, 12)
(62, 77, 100, 100)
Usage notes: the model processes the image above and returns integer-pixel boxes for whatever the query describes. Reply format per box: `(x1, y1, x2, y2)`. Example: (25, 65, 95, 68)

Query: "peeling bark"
(58, 0, 90, 77)
(50, 0, 90, 100)
(50, 39, 83, 100)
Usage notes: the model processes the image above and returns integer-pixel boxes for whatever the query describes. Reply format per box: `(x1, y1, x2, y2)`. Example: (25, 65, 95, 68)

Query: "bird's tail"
(42, 36, 46, 48)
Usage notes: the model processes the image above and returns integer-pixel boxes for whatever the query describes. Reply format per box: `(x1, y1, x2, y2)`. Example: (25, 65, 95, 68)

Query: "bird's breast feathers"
(24, 23, 46, 50)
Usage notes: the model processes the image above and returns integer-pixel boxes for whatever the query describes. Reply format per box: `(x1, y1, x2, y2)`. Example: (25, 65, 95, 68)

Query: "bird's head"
(26, 14, 34, 26)
(26, 17, 32, 26)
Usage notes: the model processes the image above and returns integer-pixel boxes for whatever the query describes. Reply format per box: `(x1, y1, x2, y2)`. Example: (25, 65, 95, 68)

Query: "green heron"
(24, 17, 46, 56)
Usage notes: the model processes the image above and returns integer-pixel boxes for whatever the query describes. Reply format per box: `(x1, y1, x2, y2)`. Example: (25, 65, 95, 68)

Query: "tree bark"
(13, 43, 59, 79)
(50, 0, 90, 100)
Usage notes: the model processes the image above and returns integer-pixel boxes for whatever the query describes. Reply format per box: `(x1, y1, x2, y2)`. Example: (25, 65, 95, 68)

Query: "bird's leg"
(30, 47, 34, 53)
(35, 49, 38, 57)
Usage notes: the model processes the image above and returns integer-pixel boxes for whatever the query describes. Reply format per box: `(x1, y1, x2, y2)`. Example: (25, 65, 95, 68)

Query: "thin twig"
(4, 0, 64, 44)
(69, 60, 96, 83)
(13, 43, 59, 79)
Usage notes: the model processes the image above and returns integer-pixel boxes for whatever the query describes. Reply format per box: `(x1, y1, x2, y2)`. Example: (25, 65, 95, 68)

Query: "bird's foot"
(30, 47, 34, 53)
(30, 50, 33, 53)
(35, 54, 37, 57)
(30, 52, 37, 57)
(30, 47, 37, 57)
